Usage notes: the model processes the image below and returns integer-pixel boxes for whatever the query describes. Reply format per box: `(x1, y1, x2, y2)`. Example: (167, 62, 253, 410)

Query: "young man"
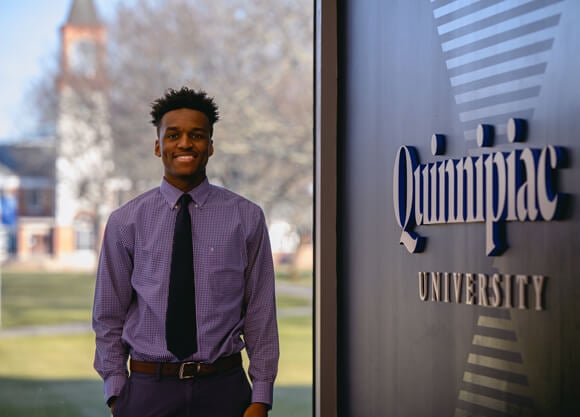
(93, 87, 279, 417)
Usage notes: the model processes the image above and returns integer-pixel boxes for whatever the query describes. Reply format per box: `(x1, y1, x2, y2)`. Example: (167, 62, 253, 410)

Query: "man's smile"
(174, 154, 197, 162)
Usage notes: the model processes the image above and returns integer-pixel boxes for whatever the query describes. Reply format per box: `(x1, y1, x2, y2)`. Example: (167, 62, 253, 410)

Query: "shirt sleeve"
(92, 212, 134, 402)
(243, 208, 280, 407)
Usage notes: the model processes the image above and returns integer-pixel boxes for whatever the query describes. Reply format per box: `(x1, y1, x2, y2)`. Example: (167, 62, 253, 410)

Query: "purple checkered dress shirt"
(93, 177, 279, 406)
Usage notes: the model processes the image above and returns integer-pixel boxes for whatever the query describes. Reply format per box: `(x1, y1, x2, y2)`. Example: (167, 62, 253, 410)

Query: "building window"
(74, 215, 94, 250)
(27, 189, 42, 214)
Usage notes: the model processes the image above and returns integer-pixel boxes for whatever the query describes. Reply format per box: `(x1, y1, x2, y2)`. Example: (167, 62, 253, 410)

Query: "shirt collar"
(160, 177, 211, 209)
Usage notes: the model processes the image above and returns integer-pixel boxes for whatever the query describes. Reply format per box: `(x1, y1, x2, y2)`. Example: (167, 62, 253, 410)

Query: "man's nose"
(177, 134, 193, 147)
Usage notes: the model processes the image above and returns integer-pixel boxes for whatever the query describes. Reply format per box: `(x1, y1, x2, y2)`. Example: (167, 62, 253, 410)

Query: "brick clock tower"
(54, 0, 114, 267)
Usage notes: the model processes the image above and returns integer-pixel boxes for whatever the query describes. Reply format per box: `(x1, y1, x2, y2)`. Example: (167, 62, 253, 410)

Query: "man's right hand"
(107, 396, 117, 414)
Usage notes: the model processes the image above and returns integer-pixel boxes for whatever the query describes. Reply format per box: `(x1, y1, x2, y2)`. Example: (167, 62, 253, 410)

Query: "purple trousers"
(113, 365, 252, 417)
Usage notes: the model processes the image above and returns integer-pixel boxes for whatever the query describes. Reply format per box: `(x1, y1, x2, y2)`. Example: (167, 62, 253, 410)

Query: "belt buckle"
(179, 361, 201, 379)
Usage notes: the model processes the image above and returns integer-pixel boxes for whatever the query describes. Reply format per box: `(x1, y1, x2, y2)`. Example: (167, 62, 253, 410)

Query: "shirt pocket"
(205, 243, 245, 297)
(132, 248, 168, 287)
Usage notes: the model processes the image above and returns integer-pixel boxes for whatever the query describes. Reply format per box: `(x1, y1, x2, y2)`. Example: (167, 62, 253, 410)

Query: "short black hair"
(150, 87, 220, 134)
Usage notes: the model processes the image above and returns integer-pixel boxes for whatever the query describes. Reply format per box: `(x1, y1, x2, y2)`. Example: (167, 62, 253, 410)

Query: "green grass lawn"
(0, 272, 95, 328)
(0, 271, 312, 417)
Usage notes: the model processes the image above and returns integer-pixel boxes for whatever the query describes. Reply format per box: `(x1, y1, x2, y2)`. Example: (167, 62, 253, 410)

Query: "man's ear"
(154, 139, 161, 157)
(209, 139, 214, 157)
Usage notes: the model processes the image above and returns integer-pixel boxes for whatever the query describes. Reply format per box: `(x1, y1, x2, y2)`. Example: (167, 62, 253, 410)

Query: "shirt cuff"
(103, 374, 128, 403)
(251, 381, 274, 408)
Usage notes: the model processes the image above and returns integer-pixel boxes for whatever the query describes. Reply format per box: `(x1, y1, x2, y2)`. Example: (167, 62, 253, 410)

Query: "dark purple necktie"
(165, 194, 197, 360)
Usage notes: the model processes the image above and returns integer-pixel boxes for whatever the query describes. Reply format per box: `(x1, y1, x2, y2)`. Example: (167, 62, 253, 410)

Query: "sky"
(0, 0, 125, 142)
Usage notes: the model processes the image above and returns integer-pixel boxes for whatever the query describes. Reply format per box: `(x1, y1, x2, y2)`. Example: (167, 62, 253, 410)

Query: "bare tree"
(33, 0, 313, 254)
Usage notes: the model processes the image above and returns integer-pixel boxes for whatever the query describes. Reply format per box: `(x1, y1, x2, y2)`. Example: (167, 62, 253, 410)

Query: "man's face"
(155, 108, 214, 191)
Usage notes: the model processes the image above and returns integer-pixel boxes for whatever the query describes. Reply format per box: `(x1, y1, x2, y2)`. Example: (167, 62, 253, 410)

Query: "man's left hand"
(243, 402, 268, 417)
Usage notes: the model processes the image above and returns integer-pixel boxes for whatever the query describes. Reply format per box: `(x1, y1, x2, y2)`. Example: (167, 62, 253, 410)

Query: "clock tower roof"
(66, 0, 101, 27)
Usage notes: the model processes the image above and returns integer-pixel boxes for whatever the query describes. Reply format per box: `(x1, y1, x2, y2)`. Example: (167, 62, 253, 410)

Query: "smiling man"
(93, 87, 279, 417)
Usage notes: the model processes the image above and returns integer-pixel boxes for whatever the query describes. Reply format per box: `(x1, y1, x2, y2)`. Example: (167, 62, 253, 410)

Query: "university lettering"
(418, 272, 546, 311)
(393, 119, 566, 255)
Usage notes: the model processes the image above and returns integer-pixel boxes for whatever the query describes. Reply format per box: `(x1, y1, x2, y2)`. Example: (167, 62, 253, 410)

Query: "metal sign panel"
(337, 1, 579, 416)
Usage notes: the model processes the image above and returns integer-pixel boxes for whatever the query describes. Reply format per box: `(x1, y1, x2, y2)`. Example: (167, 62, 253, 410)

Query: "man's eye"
(168, 133, 179, 139)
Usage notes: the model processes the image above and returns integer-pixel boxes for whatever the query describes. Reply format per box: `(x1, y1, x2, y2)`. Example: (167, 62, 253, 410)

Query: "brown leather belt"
(130, 353, 242, 379)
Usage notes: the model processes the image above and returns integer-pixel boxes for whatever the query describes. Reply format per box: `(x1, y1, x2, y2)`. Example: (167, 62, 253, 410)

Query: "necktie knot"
(179, 193, 192, 208)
